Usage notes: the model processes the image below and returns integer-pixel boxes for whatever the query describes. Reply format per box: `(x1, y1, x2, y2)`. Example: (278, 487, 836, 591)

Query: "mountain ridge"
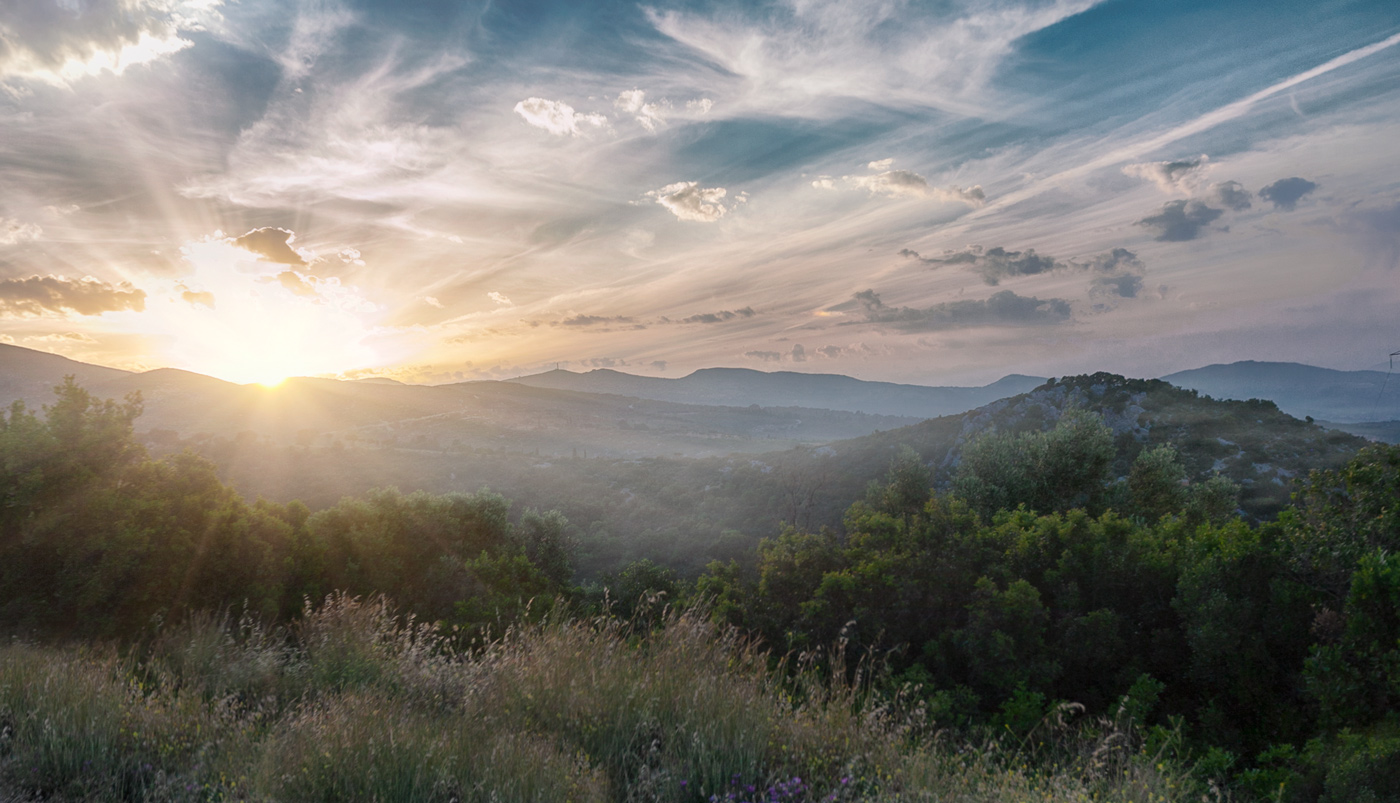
(505, 366, 1047, 418)
(1162, 360, 1400, 423)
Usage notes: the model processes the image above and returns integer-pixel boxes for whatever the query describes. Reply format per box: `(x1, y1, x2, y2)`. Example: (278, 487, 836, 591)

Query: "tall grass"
(0, 596, 1206, 802)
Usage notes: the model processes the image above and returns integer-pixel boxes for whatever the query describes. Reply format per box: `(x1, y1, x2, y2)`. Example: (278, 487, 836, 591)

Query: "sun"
(149, 237, 387, 385)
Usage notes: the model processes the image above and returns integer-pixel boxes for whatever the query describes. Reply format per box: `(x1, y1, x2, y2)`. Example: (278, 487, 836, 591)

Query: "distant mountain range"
(4, 345, 1397, 458)
(1162, 361, 1400, 423)
(0, 344, 1376, 552)
(507, 367, 1047, 418)
(0, 344, 923, 459)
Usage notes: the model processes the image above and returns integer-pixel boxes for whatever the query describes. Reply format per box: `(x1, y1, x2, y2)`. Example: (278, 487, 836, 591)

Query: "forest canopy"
(2, 379, 1398, 801)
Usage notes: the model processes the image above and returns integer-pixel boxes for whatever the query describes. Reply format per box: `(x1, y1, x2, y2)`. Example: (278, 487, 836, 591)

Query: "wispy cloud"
(646, 0, 1103, 115)
(844, 161, 984, 205)
(675, 307, 755, 324)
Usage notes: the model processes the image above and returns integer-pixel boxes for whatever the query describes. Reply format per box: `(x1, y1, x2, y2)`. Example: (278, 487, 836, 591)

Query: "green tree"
(953, 408, 1115, 519)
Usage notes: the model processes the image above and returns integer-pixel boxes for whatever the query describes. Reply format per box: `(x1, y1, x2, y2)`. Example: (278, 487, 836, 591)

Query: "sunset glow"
(1, 0, 1398, 383)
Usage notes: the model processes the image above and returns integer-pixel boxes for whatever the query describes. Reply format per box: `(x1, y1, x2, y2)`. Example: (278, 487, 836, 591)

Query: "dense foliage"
(0, 379, 571, 640)
(698, 416, 1400, 801)
(2, 379, 1397, 801)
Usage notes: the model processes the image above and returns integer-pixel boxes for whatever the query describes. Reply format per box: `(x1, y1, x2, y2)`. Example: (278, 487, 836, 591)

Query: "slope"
(506, 367, 1046, 418)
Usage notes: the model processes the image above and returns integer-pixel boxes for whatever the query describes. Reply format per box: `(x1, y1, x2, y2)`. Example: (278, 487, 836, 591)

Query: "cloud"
(914, 245, 1061, 285)
(487, 291, 512, 306)
(179, 287, 215, 308)
(615, 89, 665, 132)
(649, 360, 667, 371)
(790, 343, 807, 362)
(513, 97, 608, 137)
(233, 228, 307, 265)
(0, 218, 42, 245)
(745, 350, 783, 362)
(612, 89, 713, 132)
(555, 314, 639, 327)
(0, 275, 146, 316)
(0, 0, 210, 86)
(647, 182, 732, 222)
(1078, 247, 1146, 299)
(1258, 177, 1318, 211)
(1089, 273, 1143, 298)
(581, 357, 627, 368)
(1136, 200, 1224, 241)
(905, 245, 1143, 289)
(846, 163, 985, 205)
(1078, 247, 1145, 274)
(1210, 181, 1253, 211)
(1122, 155, 1210, 194)
(851, 288, 1071, 331)
(274, 270, 319, 297)
(183, 52, 465, 207)
(677, 307, 755, 324)
(645, 1, 1101, 116)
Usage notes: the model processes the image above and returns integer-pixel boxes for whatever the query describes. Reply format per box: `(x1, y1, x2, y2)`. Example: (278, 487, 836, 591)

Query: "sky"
(1, 0, 1399, 387)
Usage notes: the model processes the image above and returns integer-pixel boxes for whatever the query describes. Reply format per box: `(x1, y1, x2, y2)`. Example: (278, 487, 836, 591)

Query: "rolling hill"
(507, 366, 1046, 418)
(1161, 360, 1400, 424)
(0, 345, 920, 459)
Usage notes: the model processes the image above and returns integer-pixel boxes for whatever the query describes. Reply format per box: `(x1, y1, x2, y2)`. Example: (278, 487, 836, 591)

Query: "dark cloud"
(1090, 273, 1143, 298)
(790, 343, 807, 362)
(1211, 181, 1253, 211)
(816, 345, 845, 358)
(1078, 247, 1146, 300)
(678, 306, 755, 324)
(555, 314, 639, 327)
(1078, 247, 1145, 273)
(649, 360, 667, 371)
(1137, 200, 1224, 241)
(0, 274, 146, 316)
(1258, 177, 1318, 211)
(744, 350, 783, 362)
(852, 288, 1071, 331)
(909, 245, 1061, 285)
(233, 228, 307, 266)
(581, 357, 628, 368)
(907, 245, 1143, 289)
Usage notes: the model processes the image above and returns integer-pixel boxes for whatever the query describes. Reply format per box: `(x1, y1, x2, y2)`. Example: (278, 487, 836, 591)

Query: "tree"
(953, 408, 1115, 519)
(517, 508, 576, 587)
